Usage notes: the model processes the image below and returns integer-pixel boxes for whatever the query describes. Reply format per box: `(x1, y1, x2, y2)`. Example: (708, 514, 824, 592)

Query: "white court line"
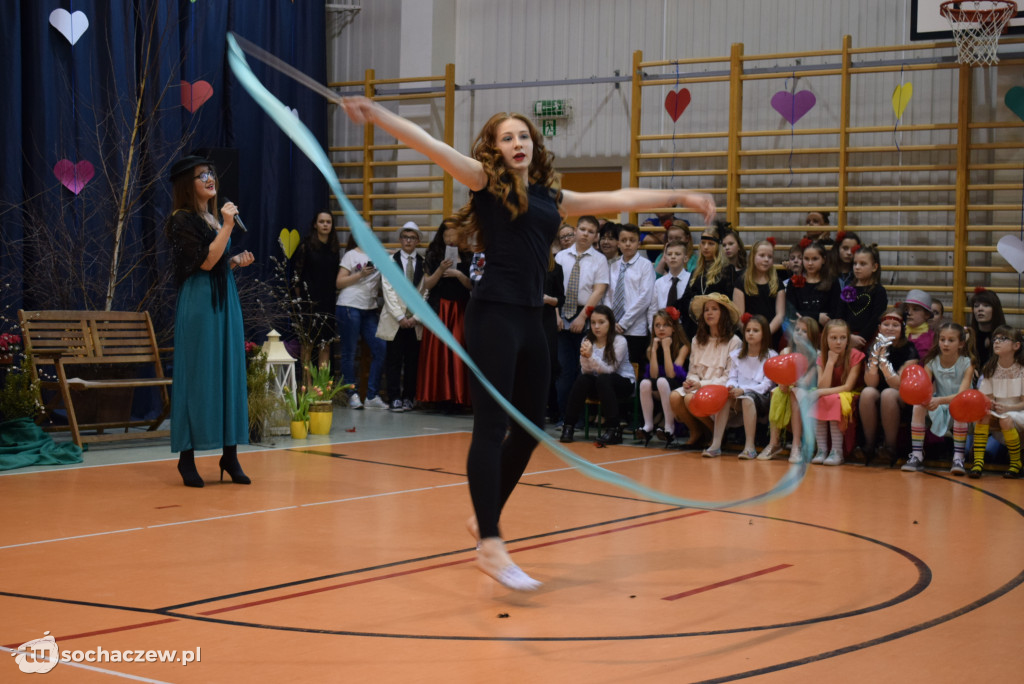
(0, 646, 172, 683)
(0, 444, 666, 551)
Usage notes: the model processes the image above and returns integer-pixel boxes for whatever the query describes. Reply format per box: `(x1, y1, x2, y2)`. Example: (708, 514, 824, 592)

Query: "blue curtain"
(0, 1, 329, 335)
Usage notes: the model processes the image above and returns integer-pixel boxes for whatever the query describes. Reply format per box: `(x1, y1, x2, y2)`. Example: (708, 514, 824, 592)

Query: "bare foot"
(476, 537, 541, 591)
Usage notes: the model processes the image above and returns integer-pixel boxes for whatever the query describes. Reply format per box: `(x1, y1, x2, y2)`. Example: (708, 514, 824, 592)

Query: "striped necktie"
(562, 252, 587, 319)
(612, 258, 629, 323)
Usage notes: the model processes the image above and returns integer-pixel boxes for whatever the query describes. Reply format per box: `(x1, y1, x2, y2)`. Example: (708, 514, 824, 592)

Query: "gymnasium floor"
(1, 407, 1021, 683)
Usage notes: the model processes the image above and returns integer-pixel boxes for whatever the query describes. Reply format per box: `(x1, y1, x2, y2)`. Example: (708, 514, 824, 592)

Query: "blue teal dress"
(167, 211, 249, 452)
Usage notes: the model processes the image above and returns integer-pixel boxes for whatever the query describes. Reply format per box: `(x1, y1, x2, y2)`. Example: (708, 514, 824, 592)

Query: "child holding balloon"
(904, 322, 975, 474)
(760, 316, 821, 462)
(858, 308, 919, 466)
(706, 314, 777, 459)
(635, 307, 690, 448)
(970, 325, 1024, 479)
(811, 319, 865, 465)
(669, 293, 741, 450)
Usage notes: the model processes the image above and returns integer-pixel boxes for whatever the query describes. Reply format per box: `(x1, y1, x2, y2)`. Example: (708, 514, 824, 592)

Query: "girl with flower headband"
(828, 242, 887, 350)
(968, 287, 1007, 368)
(635, 307, 690, 448)
(829, 230, 862, 289)
(677, 221, 737, 341)
(734, 238, 785, 349)
(858, 306, 919, 466)
(785, 239, 833, 330)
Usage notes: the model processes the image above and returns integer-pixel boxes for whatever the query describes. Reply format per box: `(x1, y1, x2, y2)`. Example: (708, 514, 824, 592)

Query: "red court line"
(4, 618, 179, 649)
(199, 510, 711, 616)
(661, 563, 793, 601)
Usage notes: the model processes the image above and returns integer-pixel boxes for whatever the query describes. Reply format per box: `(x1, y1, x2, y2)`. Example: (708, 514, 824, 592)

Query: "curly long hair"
(452, 113, 561, 251)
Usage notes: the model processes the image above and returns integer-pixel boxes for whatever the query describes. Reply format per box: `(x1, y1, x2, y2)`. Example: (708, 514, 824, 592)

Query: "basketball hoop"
(941, 0, 1017, 66)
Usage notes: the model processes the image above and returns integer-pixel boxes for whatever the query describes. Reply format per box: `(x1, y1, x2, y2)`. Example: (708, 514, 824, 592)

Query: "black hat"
(169, 155, 214, 182)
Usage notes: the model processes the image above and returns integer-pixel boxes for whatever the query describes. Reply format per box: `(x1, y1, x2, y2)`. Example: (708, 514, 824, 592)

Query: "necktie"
(612, 258, 629, 323)
(404, 255, 415, 318)
(666, 276, 680, 309)
(563, 252, 586, 319)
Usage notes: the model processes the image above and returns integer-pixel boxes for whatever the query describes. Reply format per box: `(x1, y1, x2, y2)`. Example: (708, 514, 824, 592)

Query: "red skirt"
(416, 298, 471, 405)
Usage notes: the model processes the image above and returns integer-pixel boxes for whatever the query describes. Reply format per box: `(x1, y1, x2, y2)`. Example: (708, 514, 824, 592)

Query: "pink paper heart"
(53, 159, 95, 195)
(771, 90, 816, 125)
(664, 88, 691, 122)
(181, 80, 214, 113)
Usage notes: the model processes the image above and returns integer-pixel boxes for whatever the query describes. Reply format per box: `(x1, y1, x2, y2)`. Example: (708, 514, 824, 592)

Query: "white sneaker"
(389, 399, 405, 412)
(348, 394, 363, 410)
(823, 450, 844, 466)
(364, 395, 388, 409)
(403, 399, 415, 412)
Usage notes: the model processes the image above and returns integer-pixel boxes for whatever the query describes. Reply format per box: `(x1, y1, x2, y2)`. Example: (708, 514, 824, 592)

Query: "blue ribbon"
(226, 33, 809, 509)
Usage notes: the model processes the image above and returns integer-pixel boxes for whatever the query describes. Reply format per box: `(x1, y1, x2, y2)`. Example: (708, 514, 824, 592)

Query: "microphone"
(221, 197, 247, 233)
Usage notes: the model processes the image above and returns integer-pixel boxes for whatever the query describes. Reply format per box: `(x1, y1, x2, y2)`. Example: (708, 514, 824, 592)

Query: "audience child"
(811, 318, 865, 465)
(555, 215, 609, 421)
(559, 305, 636, 446)
(707, 314, 777, 459)
(858, 308, 919, 465)
(734, 238, 785, 348)
(635, 307, 690, 448)
(902, 289, 935, 359)
(678, 223, 737, 340)
(598, 222, 621, 262)
(829, 230, 862, 289)
(786, 239, 833, 327)
(721, 228, 747, 274)
(604, 223, 656, 363)
(760, 316, 821, 462)
(971, 325, 1024, 479)
(377, 222, 426, 412)
(830, 242, 887, 350)
(968, 287, 1006, 368)
(904, 322, 976, 474)
(669, 293, 742, 449)
(336, 236, 388, 409)
(648, 239, 691, 323)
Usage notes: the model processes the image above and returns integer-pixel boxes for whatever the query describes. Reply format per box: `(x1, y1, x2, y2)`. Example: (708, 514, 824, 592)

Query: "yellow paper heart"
(892, 83, 913, 119)
(279, 228, 301, 258)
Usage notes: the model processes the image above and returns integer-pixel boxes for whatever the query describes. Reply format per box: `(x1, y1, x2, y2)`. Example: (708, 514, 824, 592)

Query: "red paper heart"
(664, 88, 691, 122)
(181, 80, 214, 113)
(53, 159, 95, 195)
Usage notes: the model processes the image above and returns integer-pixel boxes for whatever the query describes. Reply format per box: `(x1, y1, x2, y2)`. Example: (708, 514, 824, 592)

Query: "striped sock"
(910, 421, 926, 459)
(972, 423, 990, 471)
(952, 421, 968, 460)
(1004, 427, 1021, 473)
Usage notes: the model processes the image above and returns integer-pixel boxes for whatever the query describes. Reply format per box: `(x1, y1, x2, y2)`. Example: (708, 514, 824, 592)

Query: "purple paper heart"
(53, 159, 95, 194)
(771, 90, 816, 125)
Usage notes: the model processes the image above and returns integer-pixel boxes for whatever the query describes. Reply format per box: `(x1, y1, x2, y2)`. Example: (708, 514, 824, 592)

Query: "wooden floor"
(2, 431, 1022, 683)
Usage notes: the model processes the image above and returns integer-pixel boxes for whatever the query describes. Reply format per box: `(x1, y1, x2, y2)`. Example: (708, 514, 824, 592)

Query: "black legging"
(464, 299, 549, 540)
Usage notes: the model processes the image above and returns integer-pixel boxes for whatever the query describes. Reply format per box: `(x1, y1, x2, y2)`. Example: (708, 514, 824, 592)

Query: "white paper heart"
(997, 235, 1024, 274)
(49, 9, 90, 46)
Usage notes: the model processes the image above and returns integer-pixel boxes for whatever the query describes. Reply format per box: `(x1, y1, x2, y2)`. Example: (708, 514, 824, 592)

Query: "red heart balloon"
(764, 352, 808, 386)
(949, 390, 991, 423)
(899, 364, 933, 406)
(664, 88, 691, 123)
(689, 384, 729, 417)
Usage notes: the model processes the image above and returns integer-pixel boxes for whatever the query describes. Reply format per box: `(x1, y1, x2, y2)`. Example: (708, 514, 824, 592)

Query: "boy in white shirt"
(554, 215, 608, 421)
(604, 223, 655, 363)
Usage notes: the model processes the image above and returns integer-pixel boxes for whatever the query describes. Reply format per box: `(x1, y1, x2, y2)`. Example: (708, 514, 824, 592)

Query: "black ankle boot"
(598, 426, 623, 445)
(559, 424, 575, 443)
(177, 450, 204, 488)
(219, 446, 251, 485)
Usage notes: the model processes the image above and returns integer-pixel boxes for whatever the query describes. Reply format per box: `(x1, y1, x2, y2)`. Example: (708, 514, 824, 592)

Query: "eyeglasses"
(193, 170, 216, 182)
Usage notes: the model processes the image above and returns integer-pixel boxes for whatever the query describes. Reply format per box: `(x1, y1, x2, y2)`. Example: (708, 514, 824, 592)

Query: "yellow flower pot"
(308, 401, 334, 435)
(290, 420, 308, 439)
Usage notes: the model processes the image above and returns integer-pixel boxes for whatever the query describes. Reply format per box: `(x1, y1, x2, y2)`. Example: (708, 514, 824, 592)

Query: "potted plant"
(307, 362, 352, 435)
(283, 385, 312, 439)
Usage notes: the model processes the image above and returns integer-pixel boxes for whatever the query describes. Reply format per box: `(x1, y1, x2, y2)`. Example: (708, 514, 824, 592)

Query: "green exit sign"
(534, 99, 568, 117)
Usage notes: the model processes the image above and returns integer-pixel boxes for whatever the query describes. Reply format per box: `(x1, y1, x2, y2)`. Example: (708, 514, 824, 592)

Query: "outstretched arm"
(342, 96, 488, 191)
(560, 188, 716, 225)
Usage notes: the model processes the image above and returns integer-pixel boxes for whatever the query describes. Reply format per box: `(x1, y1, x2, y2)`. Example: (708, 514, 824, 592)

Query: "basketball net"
(941, 0, 1017, 66)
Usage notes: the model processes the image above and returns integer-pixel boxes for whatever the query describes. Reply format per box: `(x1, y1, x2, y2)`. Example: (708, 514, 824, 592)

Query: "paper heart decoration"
(664, 89, 691, 123)
(53, 159, 95, 195)
(770, 90, 816, 125)
(49, 9, 89, 46)
(279, 228, 301, 259)
(181, 80, 214, 113)
(1004, 86, 1024, 122)
(892, 82, 913, 119)
(997, 235, 1024, 274)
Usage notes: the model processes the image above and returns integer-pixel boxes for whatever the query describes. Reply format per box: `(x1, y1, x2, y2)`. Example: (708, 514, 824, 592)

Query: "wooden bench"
(17, 310, 172, 447)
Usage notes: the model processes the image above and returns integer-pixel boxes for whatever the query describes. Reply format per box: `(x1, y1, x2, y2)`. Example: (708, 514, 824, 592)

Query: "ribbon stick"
(226, 33, 808, 509)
